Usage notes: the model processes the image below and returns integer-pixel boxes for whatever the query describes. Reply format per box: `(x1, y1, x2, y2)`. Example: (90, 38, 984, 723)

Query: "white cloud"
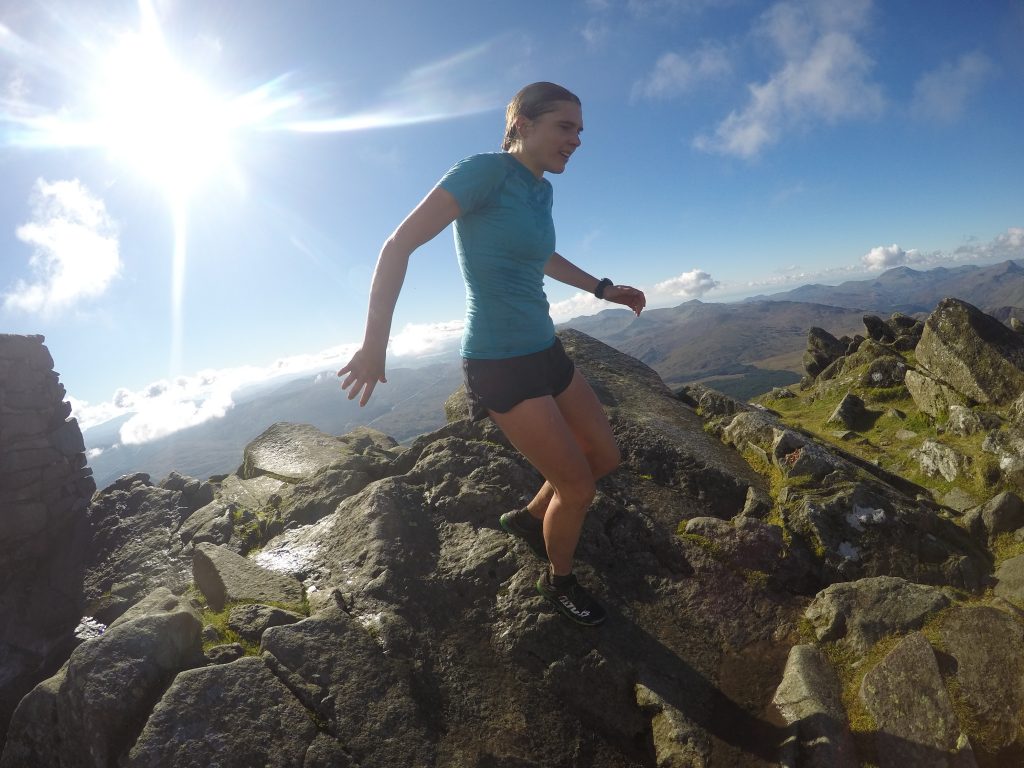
(911, 52, 993, 123)
(4, 178, 121, 315)
(581, 18, 610, 48)
(74, 320, 465, 445)
(695, 0, 883, 158)
(388, 320, 463, 357)
(862, 243, 911, 271)
(550, 292, 607, 323)
(655, 269, 720, 297)
(632, 45, 732, 100)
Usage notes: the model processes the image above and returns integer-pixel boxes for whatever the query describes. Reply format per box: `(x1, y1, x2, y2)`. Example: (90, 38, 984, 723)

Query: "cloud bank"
(4, 178, 121, 315)
(695, 0, 883, 158)
(911, 52, 993, 123)
(655, 269, 720, 297)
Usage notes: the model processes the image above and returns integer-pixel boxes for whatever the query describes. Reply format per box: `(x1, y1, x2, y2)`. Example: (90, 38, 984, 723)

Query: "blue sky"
(2, 0, 1023, 445)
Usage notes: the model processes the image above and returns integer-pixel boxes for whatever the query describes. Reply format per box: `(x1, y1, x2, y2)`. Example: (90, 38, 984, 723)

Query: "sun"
(86, 10, 237, 199)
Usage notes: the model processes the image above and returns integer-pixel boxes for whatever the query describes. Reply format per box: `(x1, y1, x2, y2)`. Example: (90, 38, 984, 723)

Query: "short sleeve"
(437, 154, 506, 215)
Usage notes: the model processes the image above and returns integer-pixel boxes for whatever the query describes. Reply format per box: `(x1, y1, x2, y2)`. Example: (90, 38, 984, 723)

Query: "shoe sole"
(499, 514, 548, 560)
(535, 578, 607, 627)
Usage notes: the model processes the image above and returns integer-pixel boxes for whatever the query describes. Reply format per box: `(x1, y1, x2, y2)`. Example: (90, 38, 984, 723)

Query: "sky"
(2, 0, 1023, 446)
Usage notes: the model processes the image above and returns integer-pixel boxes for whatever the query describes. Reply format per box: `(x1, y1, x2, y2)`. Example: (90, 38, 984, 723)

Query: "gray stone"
(635, 682, 711, 768)
(193, 543, 304, 612)
(933, 606, 1024, 755)
(905, 368, 967, 418)
(913, 439, 971, 482)
(772, 645, 857, 768)
(216, 473, 289, 512)
(126, 656, 317, 767)
(994, 554, 1024, 603)
(805, 576, 952, 656)
(962, 491, 1024, 541)
(1, 588, 202, 768)
(204, 643, 245, 664)
(241, 423, 398, 483)
(261, 605, 436, 768)
(859, 632, 976, 768)
(860, 356, 907, 388)
(827, 393, 869, 430)
(804, 327, 847, 378)
(916, 297, 1024, 405)
(178, 499, 236, 547)
(940, 488, 978, 513)
(228, 603, 304, 643)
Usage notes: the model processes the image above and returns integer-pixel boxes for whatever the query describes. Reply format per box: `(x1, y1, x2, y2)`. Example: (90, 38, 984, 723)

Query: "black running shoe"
(499, 508, 548, 560)
(536, 571, 607, 627)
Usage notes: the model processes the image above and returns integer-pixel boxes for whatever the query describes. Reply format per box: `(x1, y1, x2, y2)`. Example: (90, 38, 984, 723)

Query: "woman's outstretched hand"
(603, 285, 647, 316)
(337, 347, 387, 407)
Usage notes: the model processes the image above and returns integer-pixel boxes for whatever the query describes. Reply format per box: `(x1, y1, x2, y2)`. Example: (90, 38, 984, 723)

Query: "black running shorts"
(462, 338, 575, 421)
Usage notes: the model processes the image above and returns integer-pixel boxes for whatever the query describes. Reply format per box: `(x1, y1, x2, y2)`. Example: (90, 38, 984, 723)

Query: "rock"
(804, 327, 847, 378)
(772, 645, 857, 767)
(769, 387, 796, 399)
(740, 485, 773, 518)
(912, 439, 971, 482)
(241, 423, 398, 483)
(126, 655, 318, 767)
(940, 488, 978, 513)
(994, 554, 1024, 602)
(216, 473, 290, 511)
(635, 682, 711, 767)
(946, 405, 1001, 437)
(0, 588, 203, 768)
(863, 314, 896, 344)
(962, 491, 1024, 541)
(804, 576, 952, 655)
(858, 632, 976, 768)
(895, 429, 918, 441)
(916, 298, 1024, 405)
(827, 393, 870, 430)
(83, 477, 194, 623)
(204, 643, 244, 664)
(860, 356, 907, 388)
(933, 605, 1024, 756)
(228, 603, 304, 643)
(177, 499, 236, 547)
(1009, 391, 1024, 426)
(0, 335, 92, 741)
(260, 605, 435, 767)
(159, 471, 214, 511)
(904, 368, 967, 418)
(192, 543, 304, 612)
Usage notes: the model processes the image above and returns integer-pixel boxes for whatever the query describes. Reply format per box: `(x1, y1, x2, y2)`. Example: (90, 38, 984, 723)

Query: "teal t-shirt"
(438, 152, 556, 359)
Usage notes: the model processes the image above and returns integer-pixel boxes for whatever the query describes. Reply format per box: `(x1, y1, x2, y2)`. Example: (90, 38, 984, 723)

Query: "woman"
(339, 82, 646, 626)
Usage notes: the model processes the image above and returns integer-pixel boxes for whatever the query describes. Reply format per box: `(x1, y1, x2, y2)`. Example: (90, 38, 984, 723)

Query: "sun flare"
(89, 31, 236, 197)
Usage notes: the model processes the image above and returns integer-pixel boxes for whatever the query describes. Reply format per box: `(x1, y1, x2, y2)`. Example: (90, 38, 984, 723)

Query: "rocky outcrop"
(5, 326, 1024, 766)
(916, 297, 1024, 406)
(803, 327, 847, 378)
(0, 335, 94, 742)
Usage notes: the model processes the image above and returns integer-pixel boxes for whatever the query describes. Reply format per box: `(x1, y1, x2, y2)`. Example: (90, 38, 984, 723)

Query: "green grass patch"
(991, 531, 1024, 567)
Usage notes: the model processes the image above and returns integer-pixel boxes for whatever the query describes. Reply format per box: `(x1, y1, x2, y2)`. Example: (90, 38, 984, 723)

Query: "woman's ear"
(514, 115, 532, 143)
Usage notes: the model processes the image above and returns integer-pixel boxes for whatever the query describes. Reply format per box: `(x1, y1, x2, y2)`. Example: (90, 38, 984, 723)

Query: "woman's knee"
(554, 474, 596, 510)
(589, 442, 621, 480)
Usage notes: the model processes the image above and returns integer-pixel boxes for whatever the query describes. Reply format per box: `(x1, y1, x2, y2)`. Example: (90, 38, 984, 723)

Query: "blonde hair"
(502, 82, 581, 151)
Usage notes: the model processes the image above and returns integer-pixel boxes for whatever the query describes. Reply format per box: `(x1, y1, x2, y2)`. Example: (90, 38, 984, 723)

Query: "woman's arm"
(338, 187, 461, 406)
(544, 252, 647, 316)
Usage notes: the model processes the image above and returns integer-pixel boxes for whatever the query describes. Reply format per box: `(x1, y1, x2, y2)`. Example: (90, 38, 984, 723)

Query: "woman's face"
(516, 101, 583, 177)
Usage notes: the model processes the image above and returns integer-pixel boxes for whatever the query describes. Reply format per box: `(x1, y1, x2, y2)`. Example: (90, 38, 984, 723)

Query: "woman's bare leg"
(490, 370, 619, 574)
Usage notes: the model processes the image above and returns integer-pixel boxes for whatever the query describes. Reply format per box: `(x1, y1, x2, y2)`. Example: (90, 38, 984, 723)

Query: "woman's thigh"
(553, 370, 619, 476)
(487, 395, 594, 495)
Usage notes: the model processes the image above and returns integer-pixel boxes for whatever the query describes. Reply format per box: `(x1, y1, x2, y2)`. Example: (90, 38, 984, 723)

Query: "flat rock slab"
(859, 632, 975, 768)
(241, 422, 359, 482)
(994, 554, 1024, 602)
(193, 543, 304, 612)
(241, 424, 400, 484)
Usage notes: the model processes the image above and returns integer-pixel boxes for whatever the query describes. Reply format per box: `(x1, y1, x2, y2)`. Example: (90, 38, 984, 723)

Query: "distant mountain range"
(83, 259, 1024, 488)
(745, 259, 1024, 314)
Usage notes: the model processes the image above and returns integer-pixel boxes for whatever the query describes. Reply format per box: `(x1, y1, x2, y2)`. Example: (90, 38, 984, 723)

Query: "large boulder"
(0, 588, 203, 768)
(804, 327, 848, 378)
(858, 632, 976, 768)
(241, 424, 399, 483)
(915, 298, 1024, 405)
(904, 368, 967, 418)
(804, 576, 952, 655)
